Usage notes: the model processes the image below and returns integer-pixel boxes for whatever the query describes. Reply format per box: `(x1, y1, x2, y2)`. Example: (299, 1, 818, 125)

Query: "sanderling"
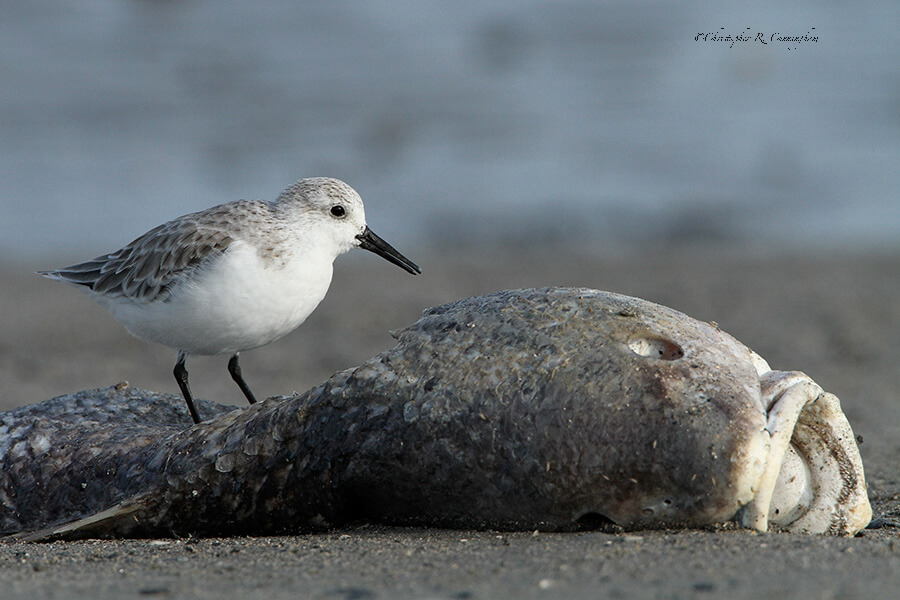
(39, 177, 420, 424)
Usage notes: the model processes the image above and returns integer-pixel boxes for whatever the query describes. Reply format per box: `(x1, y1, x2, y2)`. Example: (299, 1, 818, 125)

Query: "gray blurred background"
(2, 0, 898, 262)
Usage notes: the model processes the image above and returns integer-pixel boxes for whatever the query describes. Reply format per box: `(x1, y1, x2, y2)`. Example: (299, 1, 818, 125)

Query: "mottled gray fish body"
(0, 288, 869, 539)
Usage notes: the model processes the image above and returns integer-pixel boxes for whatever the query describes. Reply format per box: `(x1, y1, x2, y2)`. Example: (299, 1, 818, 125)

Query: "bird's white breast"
(98, 241, 334, 355)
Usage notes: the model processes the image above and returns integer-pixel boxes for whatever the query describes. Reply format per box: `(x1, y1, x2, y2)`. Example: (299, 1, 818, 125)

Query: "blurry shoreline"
(3, 2, 899, 260)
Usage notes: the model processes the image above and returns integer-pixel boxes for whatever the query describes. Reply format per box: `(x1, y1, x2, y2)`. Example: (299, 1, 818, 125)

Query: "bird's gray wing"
(39, 218, 235, 302)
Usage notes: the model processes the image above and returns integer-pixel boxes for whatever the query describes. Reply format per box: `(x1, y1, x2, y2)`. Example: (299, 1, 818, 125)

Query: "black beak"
(356, 227, 421, 275)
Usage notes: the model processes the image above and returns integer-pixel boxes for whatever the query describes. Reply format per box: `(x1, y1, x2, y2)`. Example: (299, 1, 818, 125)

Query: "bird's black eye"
(330, 205, 346, 218)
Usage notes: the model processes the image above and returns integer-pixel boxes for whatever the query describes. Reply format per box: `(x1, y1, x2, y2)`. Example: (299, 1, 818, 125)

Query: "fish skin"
(1, 288, 771, 539)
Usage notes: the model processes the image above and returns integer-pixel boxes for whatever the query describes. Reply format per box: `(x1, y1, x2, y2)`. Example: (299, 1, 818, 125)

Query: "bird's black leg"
(228, 353, 258, 405)
(174, 351, 202, 424)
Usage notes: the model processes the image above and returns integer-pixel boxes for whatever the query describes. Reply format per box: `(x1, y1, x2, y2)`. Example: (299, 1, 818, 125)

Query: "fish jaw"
(739, 370, 871, 536)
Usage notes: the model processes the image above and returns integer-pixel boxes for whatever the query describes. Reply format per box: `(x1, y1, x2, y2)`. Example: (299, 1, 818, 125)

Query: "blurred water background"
(2, 0, 898, 262)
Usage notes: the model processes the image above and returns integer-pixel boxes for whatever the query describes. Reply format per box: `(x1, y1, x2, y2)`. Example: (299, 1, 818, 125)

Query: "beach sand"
(1, 247, 899, 599)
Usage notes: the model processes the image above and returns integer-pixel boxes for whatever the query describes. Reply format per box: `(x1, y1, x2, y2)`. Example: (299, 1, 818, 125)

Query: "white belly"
(98, 242, 334, 355)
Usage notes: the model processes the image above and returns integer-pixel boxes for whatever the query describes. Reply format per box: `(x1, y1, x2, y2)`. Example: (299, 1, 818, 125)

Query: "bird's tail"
(36, 258, 111, 289)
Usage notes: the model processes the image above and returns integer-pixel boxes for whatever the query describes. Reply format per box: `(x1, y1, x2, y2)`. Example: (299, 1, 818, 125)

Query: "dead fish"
(0, 288, 870, 540)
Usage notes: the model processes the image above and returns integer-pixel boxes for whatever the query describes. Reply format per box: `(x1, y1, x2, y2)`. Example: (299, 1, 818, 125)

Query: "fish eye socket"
(330, 205, 346, 218)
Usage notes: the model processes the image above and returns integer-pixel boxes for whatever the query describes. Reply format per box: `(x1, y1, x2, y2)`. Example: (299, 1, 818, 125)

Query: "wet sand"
(2, 247, 899, 599)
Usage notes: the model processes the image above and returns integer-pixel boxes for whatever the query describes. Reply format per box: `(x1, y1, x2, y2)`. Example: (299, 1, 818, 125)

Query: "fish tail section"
(3, 494, 152, 542)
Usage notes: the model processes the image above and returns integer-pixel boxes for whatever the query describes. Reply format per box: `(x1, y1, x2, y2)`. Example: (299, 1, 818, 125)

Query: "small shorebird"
(39, 177, 420, 424)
